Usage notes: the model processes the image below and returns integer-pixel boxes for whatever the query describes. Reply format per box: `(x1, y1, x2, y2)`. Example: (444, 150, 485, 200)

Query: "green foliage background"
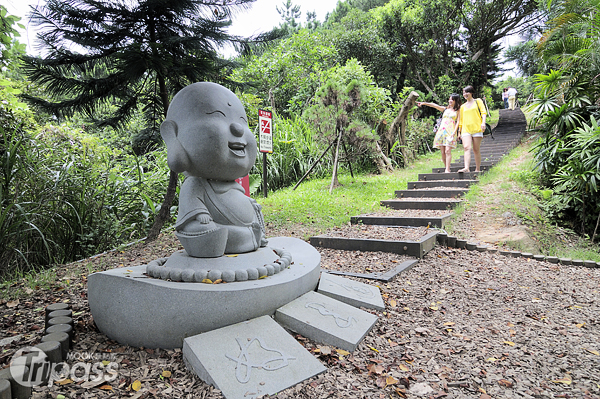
(2, 0, 599, 280)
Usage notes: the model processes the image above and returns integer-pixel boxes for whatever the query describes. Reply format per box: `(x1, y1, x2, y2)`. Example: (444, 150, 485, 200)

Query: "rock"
(475, 226, 538, 253)
(409, 383, 434, 397)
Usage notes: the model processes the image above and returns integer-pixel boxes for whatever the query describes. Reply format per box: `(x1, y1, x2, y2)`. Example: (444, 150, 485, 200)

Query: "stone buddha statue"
(160, 82, 267, 257)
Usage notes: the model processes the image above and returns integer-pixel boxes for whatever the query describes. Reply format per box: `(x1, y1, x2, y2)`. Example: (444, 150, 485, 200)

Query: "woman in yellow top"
(457, 85, 486, 172)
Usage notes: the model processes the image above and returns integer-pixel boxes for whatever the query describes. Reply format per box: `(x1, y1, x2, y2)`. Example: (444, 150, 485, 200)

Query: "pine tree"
(22, 0, 259, 241)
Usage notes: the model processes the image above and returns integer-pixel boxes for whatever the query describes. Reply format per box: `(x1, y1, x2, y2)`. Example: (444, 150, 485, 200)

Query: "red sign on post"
(235, 175, 250, 197)
(258, 109, 273, 153)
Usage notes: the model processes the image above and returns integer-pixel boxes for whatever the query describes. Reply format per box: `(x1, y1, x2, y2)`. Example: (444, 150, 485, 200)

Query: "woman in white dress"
(417, 94, 461, 173)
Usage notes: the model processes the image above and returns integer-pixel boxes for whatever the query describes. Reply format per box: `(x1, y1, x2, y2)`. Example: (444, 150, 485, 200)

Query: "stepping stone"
(0, 379, 10, 399)
(446, 236, 457, 247)
(183, 315, 326, 399)
(317, 273, 385, 310)
(275, 291, 378, 352)
(0, 334, 22, 347)
(466, 242, 477, 250)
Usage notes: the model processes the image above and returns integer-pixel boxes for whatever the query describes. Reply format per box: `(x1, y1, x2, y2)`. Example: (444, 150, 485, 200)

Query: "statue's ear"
(161, 120, 190, 173)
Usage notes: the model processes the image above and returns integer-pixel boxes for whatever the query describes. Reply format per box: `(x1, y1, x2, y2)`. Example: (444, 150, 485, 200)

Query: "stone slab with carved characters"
(275, 290, 378, 352)
(183, 315, 326, 399)
(317, 272, 385, 310)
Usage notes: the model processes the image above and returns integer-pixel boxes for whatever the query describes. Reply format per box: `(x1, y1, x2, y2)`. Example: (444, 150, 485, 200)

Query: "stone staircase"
(311, 109, 528, 280)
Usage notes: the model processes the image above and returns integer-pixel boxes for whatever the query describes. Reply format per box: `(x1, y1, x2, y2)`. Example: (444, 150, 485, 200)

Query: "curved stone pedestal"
(88, 237, 320, 349)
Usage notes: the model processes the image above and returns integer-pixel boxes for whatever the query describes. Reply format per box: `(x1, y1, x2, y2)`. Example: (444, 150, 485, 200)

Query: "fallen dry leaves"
(0, 226, 598, 399)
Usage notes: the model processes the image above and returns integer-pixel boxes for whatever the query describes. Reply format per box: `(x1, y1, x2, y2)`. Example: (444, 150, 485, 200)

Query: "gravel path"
(1, 230, 598, 399)
(323, 225, 431, 241)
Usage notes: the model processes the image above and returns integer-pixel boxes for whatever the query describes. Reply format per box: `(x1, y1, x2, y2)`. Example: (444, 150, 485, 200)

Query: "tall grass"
(0, 124, 169, 279)
(251, 116, 334, 193)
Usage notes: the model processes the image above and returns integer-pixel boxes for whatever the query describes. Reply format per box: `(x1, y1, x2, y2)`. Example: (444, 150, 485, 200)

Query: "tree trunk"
(146, 71, 174, 243)
(329, 129, 343, 193)
(146, 170, 178, 242)
(383, 91, 420, 164)
(375, 141, 393, 173)
(293, 138, 337, 190)
(592, 211, 600, 243)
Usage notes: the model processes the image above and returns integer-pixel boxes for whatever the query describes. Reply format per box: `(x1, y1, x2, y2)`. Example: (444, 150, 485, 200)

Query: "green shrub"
(0, 118, 170, 278)
(251, 115, 332, 193)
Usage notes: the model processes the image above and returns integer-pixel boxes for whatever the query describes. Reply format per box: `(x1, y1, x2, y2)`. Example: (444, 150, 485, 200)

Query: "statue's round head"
(161, 82, 257, 181)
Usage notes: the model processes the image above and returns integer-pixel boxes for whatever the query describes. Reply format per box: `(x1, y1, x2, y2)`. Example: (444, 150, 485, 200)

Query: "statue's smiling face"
(176, 84, 258, 181)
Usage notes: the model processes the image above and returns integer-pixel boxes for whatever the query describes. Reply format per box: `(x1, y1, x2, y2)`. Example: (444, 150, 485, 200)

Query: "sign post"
(258, 109, 273, 198)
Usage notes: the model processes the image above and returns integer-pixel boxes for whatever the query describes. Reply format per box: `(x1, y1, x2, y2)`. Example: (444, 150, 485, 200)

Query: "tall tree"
(231, 29, 338, 116)
(330, 9, 397, 92)
(373, 0, 543, 97)
(375, 0, 463, 100)
(277, 0, 301, 25)
(458, 0, 543, 91)
(325, 0, 390, 25)
(303, 59, 386, 191)
(539, 0, 600, 77)
(504, 40, 544, 76)
(22, 0, 258, 241)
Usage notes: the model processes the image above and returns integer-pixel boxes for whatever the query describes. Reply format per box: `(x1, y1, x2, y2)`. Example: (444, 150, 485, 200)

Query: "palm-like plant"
(530, 0, 600, 239)
(540, 0, 600, 89)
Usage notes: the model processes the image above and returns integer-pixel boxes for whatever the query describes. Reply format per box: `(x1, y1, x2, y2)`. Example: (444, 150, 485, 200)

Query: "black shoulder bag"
(476, 99, 493, 139)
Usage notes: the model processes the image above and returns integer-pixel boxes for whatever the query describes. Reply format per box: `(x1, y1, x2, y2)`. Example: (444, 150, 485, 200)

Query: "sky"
(4, 0, 340, 55)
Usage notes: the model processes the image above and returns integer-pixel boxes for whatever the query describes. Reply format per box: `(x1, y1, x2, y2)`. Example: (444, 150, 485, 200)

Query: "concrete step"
(310, 229, 438, 258)
(480, 141, 518, 146)
(183, 315, 326, 399)
(450, 159, 499, 165)
(455, 157, 503, 163)
(478, 143, 520, 149)
(381, 198, 461, 210)
(449, 160, 497, 167)
(395, 188, 468, 198)
(275, 290, 378, 352)
(317, 273, 386, 309)
(351, 213, 453, 228)
(458, 151, 508, 156)
(431, 165, 491, 173)
(407, 180, 477, 189)
(418, 171, 482, 181)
